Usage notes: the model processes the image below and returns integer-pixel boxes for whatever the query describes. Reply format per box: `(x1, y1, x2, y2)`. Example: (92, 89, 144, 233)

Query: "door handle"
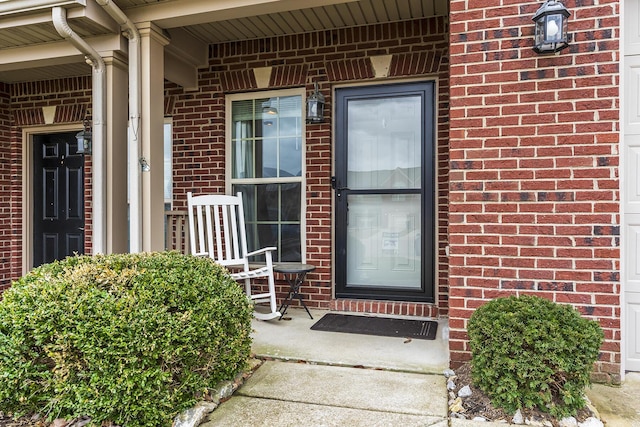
(331, 176, 349, 197)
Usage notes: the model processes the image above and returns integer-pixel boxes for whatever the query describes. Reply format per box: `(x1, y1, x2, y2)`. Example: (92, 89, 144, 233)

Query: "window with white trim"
(227, 89, 305, 263)
(164, 119, 173, 208)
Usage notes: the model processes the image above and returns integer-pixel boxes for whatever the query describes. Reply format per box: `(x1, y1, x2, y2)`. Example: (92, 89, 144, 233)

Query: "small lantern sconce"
(532, 0, 570, 54)
(75, 119, 92, 155)
(306, 81, 325, 124)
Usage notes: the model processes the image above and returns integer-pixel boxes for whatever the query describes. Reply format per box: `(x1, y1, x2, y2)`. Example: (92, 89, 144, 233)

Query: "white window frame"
(128, 119, 173, 208)
(164, 118, 173, 208)
(225, 88, 307, 262)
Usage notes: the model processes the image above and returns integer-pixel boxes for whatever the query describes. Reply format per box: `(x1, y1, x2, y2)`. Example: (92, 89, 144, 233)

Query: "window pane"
(347, 95, 422, 190)
(256, 183, 279, 222)
(280, 137, 302, 177)
(232, 139, 255, 179)
(262, 118, 277, 137)
(281, 182, 301, 221)
(279, 116, 301, 137)
(234, 185, 260, 254)
(231, 99, 258, 139)
(234, 184, 256, 203)
(279, 96, 303, 119)
(256, 224, 278, 252)
(281, 224, 301, 261)
(259, 138, 278, 178)
(347, 194, 421, 289)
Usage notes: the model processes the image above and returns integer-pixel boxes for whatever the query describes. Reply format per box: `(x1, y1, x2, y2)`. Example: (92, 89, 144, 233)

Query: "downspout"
(95, 0, 142, 253)
(52, 6, 107, 255)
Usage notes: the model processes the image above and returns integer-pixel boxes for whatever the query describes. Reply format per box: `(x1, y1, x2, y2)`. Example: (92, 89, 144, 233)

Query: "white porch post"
(104, 51, 129, 254)
(138, 22, 169, 252)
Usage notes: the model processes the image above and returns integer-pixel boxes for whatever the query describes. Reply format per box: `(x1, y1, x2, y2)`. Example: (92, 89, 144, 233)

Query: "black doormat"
(310, 313, 438, 340)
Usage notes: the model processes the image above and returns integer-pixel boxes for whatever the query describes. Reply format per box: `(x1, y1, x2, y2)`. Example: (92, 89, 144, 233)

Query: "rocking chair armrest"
(245, 247, 278, 258)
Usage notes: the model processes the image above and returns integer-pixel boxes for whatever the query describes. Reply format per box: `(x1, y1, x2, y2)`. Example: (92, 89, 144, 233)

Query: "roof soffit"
(121, 0, 361, 28)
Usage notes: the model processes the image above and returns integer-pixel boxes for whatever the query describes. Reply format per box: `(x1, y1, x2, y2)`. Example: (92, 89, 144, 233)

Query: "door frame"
(622, 0, 639, 374)
(22, 124, 84, 275)
(331, 78, 439, 303)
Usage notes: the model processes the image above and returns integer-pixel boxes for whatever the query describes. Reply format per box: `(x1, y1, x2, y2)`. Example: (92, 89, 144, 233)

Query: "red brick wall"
(449, 1, 621, 381)
(3, 77, 93, 288)
(0, 83, 10, 290)
(167, 16, 451, 317)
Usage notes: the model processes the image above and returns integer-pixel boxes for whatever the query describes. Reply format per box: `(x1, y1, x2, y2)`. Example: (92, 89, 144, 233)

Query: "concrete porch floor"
(250, 307, 450, 374)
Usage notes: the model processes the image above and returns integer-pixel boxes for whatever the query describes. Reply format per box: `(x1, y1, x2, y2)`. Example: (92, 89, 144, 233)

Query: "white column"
(138, 22, 169, 252)
(103, 51, 129, 254)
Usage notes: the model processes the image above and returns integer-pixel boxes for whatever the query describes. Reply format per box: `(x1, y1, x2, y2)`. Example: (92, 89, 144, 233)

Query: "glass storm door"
(334, 82, 435, 302)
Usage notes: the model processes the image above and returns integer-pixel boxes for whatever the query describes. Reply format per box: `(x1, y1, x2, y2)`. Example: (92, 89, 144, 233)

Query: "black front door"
(334, 82, 435, 302)
(33, 132, 85, 267)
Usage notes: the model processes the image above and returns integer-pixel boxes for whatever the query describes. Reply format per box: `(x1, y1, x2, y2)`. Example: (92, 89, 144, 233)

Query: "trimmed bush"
(467, 295, 603, 418)
(0, 252, 253, 427)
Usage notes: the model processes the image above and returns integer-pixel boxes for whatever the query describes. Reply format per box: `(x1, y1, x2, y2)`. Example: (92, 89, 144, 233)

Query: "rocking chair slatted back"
(190, 193, 246, 267)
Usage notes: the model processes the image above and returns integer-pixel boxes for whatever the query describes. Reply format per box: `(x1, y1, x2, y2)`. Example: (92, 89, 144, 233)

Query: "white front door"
(624, 0, 640, 372)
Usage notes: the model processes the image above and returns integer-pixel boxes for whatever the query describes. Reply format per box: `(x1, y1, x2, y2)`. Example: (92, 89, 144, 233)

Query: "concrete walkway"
(201, 308, 640, 427)
(587, 373, 640, 426)
(202, 361, 448, 426)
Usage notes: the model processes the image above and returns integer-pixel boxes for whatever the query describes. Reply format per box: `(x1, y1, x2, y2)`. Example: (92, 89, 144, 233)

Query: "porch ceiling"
(0, 0, 448, 83)
(133, 0, 449, 43)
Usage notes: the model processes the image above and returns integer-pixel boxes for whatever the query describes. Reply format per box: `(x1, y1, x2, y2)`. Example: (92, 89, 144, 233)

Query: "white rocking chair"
(187, 192, 281, 320)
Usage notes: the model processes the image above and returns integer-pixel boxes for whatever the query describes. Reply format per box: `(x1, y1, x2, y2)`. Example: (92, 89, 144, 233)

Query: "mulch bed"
(0, 414, 44, 427)
(451, 363, 597, 426)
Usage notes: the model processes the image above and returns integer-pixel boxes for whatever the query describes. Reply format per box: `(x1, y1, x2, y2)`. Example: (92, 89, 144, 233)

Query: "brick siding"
(449, 0, 621, 381)
(167, 16, 451, 318)
(3, 77, 93, 288)
(0, 83, 10, 291)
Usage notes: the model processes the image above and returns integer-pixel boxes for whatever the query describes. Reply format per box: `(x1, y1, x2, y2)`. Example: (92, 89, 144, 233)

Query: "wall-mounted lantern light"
(75, 119, 92, 155)
(532, 0, 570, 54)
(306, 81, 325, 124)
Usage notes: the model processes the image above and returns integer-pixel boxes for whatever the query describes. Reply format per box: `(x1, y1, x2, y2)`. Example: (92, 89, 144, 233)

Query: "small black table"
(274, 263, 315, 320)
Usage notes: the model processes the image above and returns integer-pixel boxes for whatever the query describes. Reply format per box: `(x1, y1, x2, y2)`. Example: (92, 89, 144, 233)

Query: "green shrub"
(0, 252, 253, 427)
(467, 294, 603, 418)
